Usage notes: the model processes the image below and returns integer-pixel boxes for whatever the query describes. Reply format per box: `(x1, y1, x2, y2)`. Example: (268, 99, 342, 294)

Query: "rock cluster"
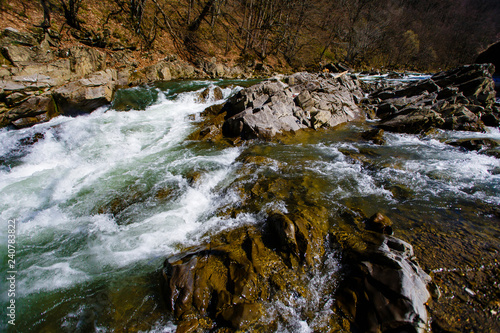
(161, 165, 432, 332)
(365, 64, 499, 134)
(221, 72, 365, 139)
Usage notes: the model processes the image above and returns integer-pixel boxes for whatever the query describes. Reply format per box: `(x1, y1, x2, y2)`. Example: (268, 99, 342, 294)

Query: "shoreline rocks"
(0, 27, 275, 129)
(365, 64, 499, 134)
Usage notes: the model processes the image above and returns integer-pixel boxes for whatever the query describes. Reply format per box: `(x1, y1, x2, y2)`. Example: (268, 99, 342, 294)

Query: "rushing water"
(1, 80, 499, 332)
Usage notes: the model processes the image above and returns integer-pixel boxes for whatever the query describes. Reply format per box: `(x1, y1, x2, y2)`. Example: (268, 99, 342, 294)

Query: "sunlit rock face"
(222, 72, 365, 139)
(365, 64, 499, 134)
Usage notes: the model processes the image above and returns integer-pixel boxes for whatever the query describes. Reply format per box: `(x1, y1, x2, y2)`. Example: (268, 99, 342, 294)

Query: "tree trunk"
(40, 0, 51, 31)
(188, 0, 216, 32)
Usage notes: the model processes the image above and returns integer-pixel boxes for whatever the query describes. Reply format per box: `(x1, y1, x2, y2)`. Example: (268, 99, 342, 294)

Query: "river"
(1, 79, 499, 332)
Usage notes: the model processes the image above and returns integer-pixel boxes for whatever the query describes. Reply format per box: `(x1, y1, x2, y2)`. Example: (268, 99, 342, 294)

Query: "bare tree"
(59, 0, 82, 30)
(40, 0, 51, 31)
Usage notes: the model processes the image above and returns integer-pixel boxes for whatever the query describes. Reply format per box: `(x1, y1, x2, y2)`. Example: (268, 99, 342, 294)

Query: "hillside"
(1, 0, 499, 73)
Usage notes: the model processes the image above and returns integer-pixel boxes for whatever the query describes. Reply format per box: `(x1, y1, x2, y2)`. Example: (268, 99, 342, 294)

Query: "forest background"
(1, 0, 500, 73)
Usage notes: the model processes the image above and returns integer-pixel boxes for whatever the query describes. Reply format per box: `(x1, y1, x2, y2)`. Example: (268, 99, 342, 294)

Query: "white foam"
(0, 85, 247, 297)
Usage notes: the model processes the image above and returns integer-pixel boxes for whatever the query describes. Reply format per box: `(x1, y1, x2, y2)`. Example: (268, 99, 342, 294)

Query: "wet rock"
(362, 128, 386, 145)
(365, 212, 393, 235)
(447, 138, 499, 152)
(162, 205, 330, 331)
(336, 233, 431, 333)
(198, 86, 224, 102)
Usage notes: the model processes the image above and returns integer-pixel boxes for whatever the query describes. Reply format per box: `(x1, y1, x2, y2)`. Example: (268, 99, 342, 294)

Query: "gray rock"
(1, 28, 38, 47)
(1, 45, 36, 64)
(338, 233, 431, 333)
(369, 64, 498, 134)
(222, 73, 364, 139)
(53, 69, 117, 116)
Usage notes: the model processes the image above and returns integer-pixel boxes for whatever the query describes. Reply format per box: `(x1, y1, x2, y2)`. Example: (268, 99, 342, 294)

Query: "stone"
(53, 70, 116, 116)
(1, 45, 36, 64)
(5, 92, 28, 106)
(368, 64, 499, 134)
(337, 233, 431, 333)
(378, 107, 445, 134)
(362, 128, 385, 145)
(2, 95, 57, 128)
(222, 73, 364, 139)
(447, 138, 499, 152)
(67, 46, 106, 77)
(1, 28, 38, 47)
(162, 202, 330, 331)
(365, 212, 393, 235)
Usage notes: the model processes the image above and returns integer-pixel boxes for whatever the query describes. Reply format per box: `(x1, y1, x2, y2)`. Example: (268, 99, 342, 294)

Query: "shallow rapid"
(1, 80, 499, 332)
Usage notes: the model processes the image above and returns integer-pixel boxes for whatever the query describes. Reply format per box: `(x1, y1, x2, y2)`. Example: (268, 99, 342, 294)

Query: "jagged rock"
(0, 27, 38, 47)
(162, 205, 330, 332)
(379, 107, 445, 134)
(370, 64, 499, 134)
(222, 72, 364, 139)
(1, 45, 36, 64)
(0, 95, 57, 128)
(52, 69, 117, 116)
(337, 233, 431, 333)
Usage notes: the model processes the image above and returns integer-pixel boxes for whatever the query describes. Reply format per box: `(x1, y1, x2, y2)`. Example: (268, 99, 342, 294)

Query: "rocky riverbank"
(0, 27, 272, 129)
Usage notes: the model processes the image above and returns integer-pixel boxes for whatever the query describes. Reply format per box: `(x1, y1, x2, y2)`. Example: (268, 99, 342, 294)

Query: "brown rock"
(365, 212, 393, 235)
(53, 70, 116, 116)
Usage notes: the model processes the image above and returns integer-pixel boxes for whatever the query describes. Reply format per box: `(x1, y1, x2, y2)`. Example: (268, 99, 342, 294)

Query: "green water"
(1, 80, 499, 332)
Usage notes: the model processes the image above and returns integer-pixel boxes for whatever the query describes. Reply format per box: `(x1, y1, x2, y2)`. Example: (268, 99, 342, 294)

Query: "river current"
(1, 79, 499, 332)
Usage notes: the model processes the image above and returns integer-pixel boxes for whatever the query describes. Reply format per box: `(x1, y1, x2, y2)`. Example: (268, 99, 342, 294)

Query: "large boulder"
(336, 232, 431, 333)
(162, 205, 330, 332)
(221, 72, 364, 140)
(52, 69, 117, 116)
